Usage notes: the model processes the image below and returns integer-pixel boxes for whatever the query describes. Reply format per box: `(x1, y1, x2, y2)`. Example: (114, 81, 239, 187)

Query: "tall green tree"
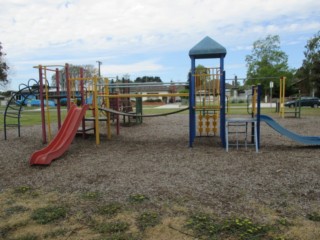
(295, 31, 320, 96)
(0, 42, 9, 87)
(134, 76, 162, 83)
(195, 64, 209, 83)
(51, 64, 97, 91)
(186, 65, 210, 90)
(245, 35, 294, 97)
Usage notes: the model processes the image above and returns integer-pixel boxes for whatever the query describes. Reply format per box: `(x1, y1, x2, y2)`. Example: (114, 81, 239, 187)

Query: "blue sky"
(1, 0, 320, 90)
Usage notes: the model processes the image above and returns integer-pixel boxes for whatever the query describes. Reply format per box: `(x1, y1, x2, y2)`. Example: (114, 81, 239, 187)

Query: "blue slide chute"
(260, 115, 320, 145)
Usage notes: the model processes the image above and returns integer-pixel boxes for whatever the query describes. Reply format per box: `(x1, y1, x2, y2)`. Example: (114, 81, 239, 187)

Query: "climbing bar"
(69, 77, 100, 81)
(194, 106, 221, 110)
(33, 65, 64, 71)
(101, 81, 188, 86)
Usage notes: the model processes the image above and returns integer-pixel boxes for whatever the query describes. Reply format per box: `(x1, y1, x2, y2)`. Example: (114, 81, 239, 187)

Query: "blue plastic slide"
(260, 115, 320, 145)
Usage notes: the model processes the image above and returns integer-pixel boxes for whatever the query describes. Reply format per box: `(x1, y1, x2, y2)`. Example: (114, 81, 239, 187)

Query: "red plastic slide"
(29, 104, 89, 165)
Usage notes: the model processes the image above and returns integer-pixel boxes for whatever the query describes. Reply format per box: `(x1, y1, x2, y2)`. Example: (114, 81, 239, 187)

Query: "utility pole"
(233, 75, 238, 98)
(96, 61, 102, 76)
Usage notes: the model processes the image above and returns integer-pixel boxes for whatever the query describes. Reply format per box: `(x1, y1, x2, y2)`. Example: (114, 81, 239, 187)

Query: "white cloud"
(2, 0, 319, 55)
(1, 0, 320, 88)
(101, 59, 165, 77)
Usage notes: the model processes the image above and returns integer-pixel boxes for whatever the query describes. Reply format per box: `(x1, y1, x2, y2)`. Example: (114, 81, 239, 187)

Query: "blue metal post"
(220, 58, 226, 147)
(189, 57, 196, 147)
(257, 84, 261, 149)
(251, 85, 255, 143)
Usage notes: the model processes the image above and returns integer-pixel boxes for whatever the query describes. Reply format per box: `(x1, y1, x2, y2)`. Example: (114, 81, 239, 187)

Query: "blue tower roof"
(189, 36, 227, 59)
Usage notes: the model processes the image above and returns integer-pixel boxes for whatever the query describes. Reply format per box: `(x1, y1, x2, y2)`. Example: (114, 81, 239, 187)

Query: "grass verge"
(1, 186, 319, 240)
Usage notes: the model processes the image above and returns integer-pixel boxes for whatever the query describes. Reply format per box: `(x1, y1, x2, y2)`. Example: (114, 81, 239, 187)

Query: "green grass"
(31, 206, 67, 224)
(11, 233, 39, 240)
(97, 202, 123, 217)
(95, 221, 130, 234)
(128, 194, 149, 204)
(1, 186, 319, 239)
(227, 105, 320, 116)
(140, 103, 320, 116)
(0, 106, 67, 130)
(43, 228, 68, 238)
(1, 104, 318, 132)
(185, 212, 279, 240)
(5, 205, 29, 217)
(81, 191, 102, 201)
(306, 212, 320, 222)
(136, 211, 161, 231)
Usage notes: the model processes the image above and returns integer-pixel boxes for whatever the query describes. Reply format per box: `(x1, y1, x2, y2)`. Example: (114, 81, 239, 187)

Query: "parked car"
(285, 97, 320, 108)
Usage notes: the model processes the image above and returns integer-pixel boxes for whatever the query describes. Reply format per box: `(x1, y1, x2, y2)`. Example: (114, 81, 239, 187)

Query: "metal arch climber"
(3, 79, 40, 140)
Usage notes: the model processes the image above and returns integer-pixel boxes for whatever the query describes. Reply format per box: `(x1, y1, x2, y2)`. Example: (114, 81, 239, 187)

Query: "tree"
(134, 76, 162, 83)
(194, 64, 210, 88)
(51, 64, 98, 91)
(0, 42, 9, 87)
(186, 65, 210, 90)
(295, 31, 320, 96)
(245, 35, 294, 97)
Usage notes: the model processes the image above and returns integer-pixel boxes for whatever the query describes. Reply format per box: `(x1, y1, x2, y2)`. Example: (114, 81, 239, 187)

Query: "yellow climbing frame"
(279, 77, 286, 118)
(193, 67, 221, 136)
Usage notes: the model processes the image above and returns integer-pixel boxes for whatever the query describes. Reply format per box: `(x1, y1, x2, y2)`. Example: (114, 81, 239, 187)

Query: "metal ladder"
(225, 118, 258, 152)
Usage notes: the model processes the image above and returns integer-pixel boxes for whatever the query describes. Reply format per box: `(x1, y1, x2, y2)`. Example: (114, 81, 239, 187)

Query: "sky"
(1, 0, 320, 90)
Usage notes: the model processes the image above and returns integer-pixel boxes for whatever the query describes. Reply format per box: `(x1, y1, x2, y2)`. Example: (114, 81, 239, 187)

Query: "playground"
(1, 36, 320, 239)
(1, 111, 320, 239)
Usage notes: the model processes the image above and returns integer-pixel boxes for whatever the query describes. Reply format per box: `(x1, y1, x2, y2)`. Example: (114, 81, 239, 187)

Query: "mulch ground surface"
(1, 114, 319, 219)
